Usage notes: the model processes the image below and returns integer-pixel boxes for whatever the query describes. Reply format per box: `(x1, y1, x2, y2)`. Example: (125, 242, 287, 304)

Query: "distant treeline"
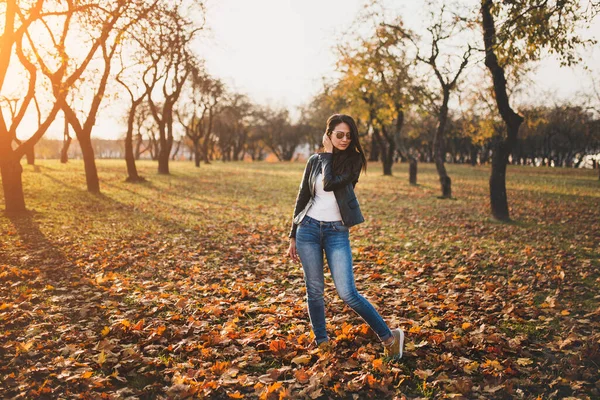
(35, 103, 600, 169)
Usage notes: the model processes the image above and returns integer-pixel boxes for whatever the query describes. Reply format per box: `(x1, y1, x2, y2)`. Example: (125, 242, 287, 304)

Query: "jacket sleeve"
(320, 152, 361, 192)
(289, 155, 314, 238)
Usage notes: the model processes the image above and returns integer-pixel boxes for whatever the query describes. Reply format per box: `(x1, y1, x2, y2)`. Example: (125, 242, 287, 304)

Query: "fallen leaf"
(414, 369, 434, 380)
(97, 351, 106, 366)
(294, 369, 310, 384)
(291, 354, 311, 365)
(463, 361, 479, 374)
(516, 358, 533, 366)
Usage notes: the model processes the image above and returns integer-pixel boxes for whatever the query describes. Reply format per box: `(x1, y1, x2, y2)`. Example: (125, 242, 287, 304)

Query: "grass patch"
(1, 159, 598, 399)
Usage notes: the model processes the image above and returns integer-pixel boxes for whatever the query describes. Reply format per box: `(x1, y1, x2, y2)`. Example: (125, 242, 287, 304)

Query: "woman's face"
(329, 122, 352, 151)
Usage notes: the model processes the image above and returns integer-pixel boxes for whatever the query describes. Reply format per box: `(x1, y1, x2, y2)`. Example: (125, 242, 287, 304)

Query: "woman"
(286, 114, 404, 359)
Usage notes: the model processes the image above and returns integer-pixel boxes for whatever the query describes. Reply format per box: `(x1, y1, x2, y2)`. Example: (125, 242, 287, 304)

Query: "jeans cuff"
(378, 330, 393, 343)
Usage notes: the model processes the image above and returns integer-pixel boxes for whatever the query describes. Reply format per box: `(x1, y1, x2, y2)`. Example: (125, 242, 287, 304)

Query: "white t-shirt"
(306, 172, 342, 222)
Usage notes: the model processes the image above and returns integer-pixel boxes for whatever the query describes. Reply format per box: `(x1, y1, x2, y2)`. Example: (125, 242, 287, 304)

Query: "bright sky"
(195, 0, 600, 109)
(193, 0, 374, 110)
(28, 0, 600, 140)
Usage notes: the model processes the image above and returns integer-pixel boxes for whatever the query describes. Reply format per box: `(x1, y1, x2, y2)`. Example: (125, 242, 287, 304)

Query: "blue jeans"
(295, 215, 392, 345)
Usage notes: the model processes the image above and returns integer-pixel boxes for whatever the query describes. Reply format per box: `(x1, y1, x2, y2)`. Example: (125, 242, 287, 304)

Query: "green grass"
(1, 159, 599, 399)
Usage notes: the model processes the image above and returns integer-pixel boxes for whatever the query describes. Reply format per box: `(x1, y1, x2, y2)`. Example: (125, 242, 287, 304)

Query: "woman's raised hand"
(287, 238, 299, 262)
(322, 133, 333, 153)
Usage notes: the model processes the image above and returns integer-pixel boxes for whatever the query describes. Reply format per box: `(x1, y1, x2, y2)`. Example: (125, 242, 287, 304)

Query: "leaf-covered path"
(1, 160, 598, 399)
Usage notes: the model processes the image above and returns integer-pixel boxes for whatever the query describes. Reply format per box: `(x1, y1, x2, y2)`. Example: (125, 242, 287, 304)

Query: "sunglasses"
(331, 130, 352, 140)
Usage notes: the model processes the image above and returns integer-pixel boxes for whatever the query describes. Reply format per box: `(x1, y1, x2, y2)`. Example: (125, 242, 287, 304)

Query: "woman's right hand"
(322, 133, 333, 153)
(287, 238, 298, 262)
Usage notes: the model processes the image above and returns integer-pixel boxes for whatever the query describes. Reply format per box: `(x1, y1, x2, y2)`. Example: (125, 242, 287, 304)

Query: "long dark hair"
(323, 114, 367, 180)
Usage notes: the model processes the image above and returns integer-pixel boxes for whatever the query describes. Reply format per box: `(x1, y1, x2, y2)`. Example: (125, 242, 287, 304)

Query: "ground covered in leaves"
(0, 160, 599, 399)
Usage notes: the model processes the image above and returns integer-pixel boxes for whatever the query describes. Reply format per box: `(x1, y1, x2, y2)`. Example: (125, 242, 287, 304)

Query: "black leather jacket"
(289, 152, 364, 238)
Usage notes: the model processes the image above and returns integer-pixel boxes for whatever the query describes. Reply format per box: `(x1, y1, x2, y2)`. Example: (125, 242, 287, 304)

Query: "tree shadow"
(33, 164, 58, 171)
(102, 179, 233, 210)
(5, 210, 73, 283)
(1, 209, 175, 398)
(41, 171, 84, 193)
(36, 170, 216, 235)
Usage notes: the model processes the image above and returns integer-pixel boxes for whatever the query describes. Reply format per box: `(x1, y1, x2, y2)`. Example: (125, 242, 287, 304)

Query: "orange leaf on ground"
(294, 369, 310, 384)
(132, 319, 144, 330)
(269, 339, 286, 353)
(372, 358, 386, 372)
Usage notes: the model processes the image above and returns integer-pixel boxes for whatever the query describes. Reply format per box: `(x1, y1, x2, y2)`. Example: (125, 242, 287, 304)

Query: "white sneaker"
(383, 328, 404, 359)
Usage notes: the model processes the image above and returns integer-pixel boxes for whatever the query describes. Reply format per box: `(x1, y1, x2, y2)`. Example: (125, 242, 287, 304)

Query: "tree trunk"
(135, 133, 143, 160)
(409, 157, 417, 185)
(440, 174, 451, 197)
(202, 137, 211, 164)
(25, 147, 35, 165)
(233, 135, 246, 161)
(60, 119, 71, 164)
(156, 121, 171, 174)
(375, 125, 395, 176)
(125, 107, 143, 183)
(60, 137, 71, 164)
(489, 136, 511, 220)
(0, 159, 26, 213)
(488, 130, 521, 221)
(158, 148, 170, 174)
(434, 90, 452, 198)
(194, 143, 201, 167)
(60, 143, 70, 165)
(383, 139, 394, 175)
(369, 132, 380, 162)
(151, 137, 159, 161)
(78, 134, 100, 193)
(171, 140, 181, 161)
(481, 0, 524, 221)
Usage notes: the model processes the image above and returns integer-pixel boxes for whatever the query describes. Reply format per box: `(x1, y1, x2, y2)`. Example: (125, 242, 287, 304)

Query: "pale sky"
(29, 0, 600, 140)
(194, 0, 600, 109)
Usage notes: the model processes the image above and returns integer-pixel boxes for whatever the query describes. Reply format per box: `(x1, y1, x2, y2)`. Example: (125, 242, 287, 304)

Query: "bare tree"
(115, 45, 157, 182)
(391, 5, 473, 197)
(143, 1, 204, 174)
(134, 102, 157, 160)
(213, 93, 253, 161)
(1, 1, 88, 211)
(24, 0, 157, 193)
(256, 107, 305, 161)
(177, 69, 224, 166)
